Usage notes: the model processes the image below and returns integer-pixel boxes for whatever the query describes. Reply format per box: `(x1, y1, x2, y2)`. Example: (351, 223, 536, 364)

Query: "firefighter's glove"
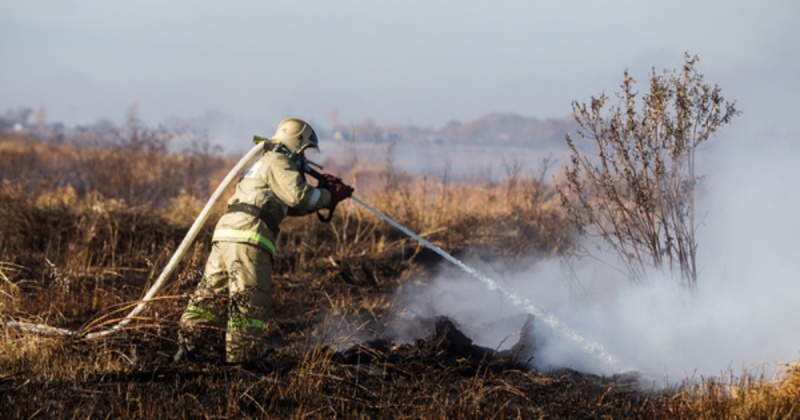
(327, 181, 354, 208)
(316, 173, 341, 189)
(322, 173, 342, 185)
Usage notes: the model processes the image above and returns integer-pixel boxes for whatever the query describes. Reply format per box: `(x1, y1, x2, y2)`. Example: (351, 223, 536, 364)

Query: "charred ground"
(1, 132, 797, 418)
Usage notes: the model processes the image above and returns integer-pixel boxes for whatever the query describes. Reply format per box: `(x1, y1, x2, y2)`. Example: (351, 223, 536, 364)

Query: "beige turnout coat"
(212, 149, 332, 253)
(178, 148, 333, 363)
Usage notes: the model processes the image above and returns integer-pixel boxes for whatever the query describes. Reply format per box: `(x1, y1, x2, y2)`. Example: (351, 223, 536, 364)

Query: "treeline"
(329, 112, 573, 147)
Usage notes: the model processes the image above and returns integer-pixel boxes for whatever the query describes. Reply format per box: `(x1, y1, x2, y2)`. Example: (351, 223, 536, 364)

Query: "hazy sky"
(2, 1, 798, 138)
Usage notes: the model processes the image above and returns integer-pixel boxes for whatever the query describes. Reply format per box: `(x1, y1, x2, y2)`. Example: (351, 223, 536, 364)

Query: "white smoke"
(393, 132, 800, 385)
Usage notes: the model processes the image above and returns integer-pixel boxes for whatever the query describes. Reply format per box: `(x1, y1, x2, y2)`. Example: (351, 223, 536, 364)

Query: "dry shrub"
(557, 54, 739, 286)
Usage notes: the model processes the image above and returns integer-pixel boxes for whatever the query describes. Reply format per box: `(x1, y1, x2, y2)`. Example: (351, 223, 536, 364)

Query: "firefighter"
(174, 117, 354, 366)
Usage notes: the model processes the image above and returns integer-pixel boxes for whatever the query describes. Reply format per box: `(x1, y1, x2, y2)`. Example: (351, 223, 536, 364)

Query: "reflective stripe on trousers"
(228, 316, 265, 329)
(187, 304, 265, 329)
(212, 229, 276, 255)
(186, 304, 221, 323)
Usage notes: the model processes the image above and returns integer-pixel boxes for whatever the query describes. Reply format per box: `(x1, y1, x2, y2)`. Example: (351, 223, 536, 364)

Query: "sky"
(2, 0, 799, 142)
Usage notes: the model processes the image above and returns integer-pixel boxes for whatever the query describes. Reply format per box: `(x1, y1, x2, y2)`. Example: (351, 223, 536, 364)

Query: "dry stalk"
(556, 53, 738, 286)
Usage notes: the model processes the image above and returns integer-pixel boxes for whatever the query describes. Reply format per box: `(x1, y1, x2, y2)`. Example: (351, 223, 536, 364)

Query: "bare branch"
(555, 54, 739, 286)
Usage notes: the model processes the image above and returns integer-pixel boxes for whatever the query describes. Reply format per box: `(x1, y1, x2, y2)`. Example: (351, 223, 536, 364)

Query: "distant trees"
(328, 114, 573, 147)
(556, 54, 739, 287)
(0, 106, 34, 130)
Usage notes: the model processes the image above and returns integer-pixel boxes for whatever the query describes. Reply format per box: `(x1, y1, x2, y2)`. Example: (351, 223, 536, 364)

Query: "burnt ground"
(0, 249, 670, 419)
(0, 202, 670, 418)
(1, 313, 661, 419)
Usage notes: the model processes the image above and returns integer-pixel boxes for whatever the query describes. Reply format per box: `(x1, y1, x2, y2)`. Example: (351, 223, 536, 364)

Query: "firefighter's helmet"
(271, 118, 319, 154)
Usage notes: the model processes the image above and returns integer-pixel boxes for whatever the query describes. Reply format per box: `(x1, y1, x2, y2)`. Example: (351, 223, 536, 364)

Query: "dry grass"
(665, 365, 800, 419)
(0, 129, 797, 418)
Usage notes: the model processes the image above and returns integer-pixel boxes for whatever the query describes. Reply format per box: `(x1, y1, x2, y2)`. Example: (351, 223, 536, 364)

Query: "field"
(1, 130, 798, 418)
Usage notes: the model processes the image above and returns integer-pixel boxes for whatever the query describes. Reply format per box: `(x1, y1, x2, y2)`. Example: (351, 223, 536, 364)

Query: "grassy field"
(1, 130, 798, 418)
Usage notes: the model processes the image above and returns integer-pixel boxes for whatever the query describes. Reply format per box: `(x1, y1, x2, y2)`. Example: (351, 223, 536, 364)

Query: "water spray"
(351, 196, 625, 371)
(4, 143, 624, 372)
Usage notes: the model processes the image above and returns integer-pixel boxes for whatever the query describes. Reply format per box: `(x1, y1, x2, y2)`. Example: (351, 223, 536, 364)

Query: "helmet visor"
(307, 129, 319, 151)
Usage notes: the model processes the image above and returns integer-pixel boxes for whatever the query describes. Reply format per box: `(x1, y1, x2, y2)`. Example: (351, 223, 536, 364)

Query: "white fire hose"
(4, 143, 267, 338)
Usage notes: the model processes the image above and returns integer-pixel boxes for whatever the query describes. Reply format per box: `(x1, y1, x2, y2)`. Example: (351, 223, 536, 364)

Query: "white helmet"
(271, 118, 319, 154)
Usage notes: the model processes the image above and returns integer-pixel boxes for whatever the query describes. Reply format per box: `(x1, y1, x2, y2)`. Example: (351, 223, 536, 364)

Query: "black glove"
(328, 181, 354, 208)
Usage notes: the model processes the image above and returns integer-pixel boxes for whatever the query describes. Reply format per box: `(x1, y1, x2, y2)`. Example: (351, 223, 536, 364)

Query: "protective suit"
(176, 118, 353, 364)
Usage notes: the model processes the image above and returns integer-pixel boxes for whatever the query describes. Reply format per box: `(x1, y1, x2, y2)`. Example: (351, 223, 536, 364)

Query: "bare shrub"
(556, 54, 739, 286)
(70, 119, 228, 210)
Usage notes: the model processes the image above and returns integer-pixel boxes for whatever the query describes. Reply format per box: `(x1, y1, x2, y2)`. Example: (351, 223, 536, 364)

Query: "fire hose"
(3, 143, 622, 370)
(4, 143, 268, 338)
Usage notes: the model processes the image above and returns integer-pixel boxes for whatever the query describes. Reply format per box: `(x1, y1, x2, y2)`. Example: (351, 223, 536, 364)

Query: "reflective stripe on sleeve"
(213, 229, 276, 255)
(308, 188, 322, 208)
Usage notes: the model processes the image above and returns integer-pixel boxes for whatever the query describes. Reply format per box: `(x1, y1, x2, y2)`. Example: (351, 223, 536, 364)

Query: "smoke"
(392, 132, 800, 385)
